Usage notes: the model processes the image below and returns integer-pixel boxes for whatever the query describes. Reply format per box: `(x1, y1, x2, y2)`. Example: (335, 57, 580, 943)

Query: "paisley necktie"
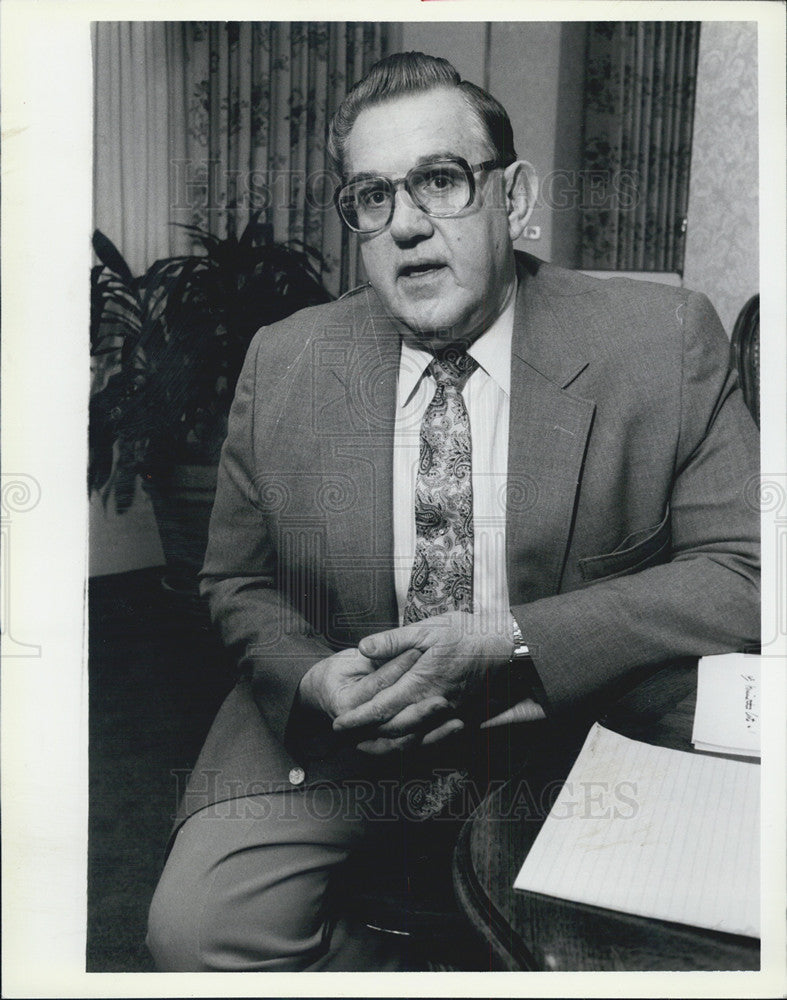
(403, 349, 478, 624)
(400, 348, 478, 819)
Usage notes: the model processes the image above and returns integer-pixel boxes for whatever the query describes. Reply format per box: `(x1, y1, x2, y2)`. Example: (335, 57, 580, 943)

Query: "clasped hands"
(297, 611, 544, 755)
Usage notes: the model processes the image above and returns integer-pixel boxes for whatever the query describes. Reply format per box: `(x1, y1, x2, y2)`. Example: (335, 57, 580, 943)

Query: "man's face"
(344, 88, 516, 348)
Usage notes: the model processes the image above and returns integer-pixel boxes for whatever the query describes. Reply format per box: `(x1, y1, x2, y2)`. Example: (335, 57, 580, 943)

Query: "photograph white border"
(2, 1, 784, 997)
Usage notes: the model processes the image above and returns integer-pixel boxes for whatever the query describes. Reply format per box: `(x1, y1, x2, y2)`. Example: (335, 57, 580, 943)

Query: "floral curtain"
(580, 22, 701, 272)
(94, 22, 394, 295)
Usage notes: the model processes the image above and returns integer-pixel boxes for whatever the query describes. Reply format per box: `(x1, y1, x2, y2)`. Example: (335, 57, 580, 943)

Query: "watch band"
(510, 617, 531, 663)
(486, 615, 537, 716)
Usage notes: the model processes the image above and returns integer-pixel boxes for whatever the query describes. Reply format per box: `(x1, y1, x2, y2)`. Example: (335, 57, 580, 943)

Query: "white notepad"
(513, 724, 760, 938)
(692, 653, 760, 757)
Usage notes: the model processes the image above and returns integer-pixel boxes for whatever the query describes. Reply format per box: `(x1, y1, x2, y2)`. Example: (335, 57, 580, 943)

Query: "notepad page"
(692, 653, 760, 757)
(513, 724, 759, 938)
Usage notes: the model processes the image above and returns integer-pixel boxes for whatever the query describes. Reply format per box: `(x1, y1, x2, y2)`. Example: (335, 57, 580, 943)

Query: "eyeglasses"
(335, 156, 505, 234)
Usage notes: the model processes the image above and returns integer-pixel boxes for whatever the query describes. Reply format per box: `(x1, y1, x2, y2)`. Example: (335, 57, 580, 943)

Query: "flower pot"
(148, 463, 218, 595)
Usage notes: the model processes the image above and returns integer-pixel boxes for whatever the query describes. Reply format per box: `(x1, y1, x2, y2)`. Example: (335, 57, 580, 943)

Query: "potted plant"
(90, 213, 332, 588)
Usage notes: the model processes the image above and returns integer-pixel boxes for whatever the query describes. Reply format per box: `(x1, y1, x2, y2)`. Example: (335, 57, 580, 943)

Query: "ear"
(504, 160, 537, 241)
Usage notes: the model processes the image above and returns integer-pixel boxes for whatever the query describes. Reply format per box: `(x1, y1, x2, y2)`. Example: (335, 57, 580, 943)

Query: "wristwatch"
(505, 614, 545, 708)
(487, 615, 540, 713)
(510, 617, 531, 665)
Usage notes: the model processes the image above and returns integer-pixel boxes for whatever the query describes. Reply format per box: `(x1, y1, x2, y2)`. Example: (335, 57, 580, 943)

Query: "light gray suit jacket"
(177, 252, 759, 828)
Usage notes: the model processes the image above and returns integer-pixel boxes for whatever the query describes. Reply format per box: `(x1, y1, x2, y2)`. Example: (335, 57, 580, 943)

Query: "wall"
(683, 22, 759, 335)
(399, 21, 487, 84)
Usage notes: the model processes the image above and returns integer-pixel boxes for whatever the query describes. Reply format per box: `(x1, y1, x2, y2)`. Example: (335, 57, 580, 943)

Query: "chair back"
(730, 294, 760, 428)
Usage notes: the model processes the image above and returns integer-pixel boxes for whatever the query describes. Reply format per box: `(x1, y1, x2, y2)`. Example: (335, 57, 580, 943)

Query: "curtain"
(93, 22, 393, 295)
(93, 23, 177, 277)
(580, 22, 701, 272)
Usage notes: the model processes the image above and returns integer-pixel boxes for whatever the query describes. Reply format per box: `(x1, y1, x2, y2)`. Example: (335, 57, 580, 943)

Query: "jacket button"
(288, 767, 305, 786)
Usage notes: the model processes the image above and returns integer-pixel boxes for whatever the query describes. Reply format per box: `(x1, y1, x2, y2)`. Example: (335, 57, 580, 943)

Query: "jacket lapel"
(317, 287, 401, 643)
(506, 257, 596, 602)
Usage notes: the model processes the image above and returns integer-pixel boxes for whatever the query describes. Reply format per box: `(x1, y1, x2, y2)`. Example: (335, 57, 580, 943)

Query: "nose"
(388, 186, 434, 241)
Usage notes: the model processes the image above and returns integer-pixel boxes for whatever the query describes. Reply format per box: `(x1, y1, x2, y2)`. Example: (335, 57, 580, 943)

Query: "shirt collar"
(397, 282, 516, 406)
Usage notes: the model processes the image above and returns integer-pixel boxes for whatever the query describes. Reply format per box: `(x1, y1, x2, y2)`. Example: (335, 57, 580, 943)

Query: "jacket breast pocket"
(578, 506, 671, 584)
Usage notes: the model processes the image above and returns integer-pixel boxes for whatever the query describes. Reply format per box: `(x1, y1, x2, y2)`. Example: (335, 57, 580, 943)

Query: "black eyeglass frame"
(334, 156, 507, 234)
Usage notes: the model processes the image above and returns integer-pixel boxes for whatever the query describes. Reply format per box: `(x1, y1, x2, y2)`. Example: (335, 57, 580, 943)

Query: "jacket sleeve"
(199, 329, 333, 745)
(512, 291, 760, 714)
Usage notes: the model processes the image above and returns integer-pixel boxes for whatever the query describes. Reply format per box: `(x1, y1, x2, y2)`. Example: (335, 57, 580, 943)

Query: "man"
(147, 52, 759, 971)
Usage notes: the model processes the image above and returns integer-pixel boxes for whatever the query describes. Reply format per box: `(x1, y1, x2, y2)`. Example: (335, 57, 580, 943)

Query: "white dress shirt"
(393, 290, 516, 631)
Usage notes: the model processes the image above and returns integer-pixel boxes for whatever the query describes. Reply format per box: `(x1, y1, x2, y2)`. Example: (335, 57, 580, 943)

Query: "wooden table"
(452, 662, 760, 971)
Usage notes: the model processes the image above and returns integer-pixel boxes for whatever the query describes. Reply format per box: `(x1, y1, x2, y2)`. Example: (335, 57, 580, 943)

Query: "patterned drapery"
(94, 22, 393, 295)
(580, 22, 701, 272)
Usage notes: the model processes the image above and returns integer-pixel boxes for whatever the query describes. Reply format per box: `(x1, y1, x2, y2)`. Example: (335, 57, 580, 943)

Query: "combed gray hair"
(327, 51, 517, 178)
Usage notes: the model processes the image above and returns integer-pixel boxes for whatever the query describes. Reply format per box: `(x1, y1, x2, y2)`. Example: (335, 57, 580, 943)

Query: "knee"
(146, 792, 365, 971)
(145, 814, 339, 972)
(146, 863, 207, 972)
(146, 859, 328, 973)
(146, 819, 233, 972)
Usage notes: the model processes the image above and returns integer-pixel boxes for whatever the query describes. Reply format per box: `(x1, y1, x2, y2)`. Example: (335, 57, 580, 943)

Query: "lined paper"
(513, 724, 760, 938)
(692, 653, 761, 757)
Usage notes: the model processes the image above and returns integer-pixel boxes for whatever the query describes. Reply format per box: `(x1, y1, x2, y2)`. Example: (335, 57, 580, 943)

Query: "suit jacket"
(176, 252, 760, 828)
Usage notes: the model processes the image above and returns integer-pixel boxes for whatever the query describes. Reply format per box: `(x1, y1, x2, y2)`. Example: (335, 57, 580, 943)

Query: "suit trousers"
(146, 784, 425, 972)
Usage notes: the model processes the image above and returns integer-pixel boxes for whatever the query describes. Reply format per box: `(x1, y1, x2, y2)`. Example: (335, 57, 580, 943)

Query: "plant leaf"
(92, 230, 135, 283)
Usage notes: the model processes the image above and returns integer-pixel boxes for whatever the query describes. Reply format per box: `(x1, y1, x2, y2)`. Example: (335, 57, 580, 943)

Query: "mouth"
(397, 261, 447, 280)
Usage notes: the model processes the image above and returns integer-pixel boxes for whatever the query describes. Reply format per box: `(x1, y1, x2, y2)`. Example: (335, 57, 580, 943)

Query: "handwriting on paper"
(742, 674, 758, 731)
(692, 653, 761, 758)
